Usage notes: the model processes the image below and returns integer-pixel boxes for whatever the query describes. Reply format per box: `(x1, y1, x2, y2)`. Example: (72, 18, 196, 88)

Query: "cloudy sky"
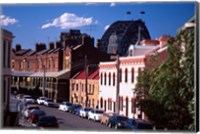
(1, 2, 195, 49)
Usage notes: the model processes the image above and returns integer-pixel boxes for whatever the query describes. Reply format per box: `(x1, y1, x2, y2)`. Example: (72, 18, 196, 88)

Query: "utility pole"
(115, 54, 120, 114)
(85, 55, 88, 107)
(43, 65, 46, 97)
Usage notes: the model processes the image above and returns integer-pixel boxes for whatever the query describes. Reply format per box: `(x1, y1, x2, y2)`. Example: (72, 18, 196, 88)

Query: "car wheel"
(108, 123, 112, 128)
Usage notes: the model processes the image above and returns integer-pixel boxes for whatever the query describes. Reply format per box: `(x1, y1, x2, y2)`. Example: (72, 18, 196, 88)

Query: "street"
(20, 104, 113, 131)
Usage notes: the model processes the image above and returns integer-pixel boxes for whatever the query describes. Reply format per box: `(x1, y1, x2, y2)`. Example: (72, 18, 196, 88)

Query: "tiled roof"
(88, 68, 99, 80)
(15, 49, 31, 56)
(73, 68, 99, 80)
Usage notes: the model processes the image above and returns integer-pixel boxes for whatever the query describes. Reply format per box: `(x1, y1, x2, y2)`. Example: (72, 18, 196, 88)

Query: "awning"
(12, 69, 70, 79)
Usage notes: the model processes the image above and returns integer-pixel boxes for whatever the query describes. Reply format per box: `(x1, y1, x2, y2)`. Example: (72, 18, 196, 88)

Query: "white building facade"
(99, 35, 169, 120)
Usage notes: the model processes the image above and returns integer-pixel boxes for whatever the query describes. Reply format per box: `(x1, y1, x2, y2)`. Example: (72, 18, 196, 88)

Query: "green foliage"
(134, 28, 195, 130)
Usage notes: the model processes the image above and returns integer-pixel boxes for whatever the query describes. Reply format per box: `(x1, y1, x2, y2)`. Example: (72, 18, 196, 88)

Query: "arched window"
(108, 73, 111, 86)
(100, 97, 103, 108)
(131, 68, 134, 83)
(113, 73, 115, 86)
(100, 73, 103, 85)
(125, 68, 128, 83)
(104, 73, 107, 85)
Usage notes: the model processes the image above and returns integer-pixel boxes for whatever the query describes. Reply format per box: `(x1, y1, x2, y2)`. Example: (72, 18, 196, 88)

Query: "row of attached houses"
(69, 35, 170, 120)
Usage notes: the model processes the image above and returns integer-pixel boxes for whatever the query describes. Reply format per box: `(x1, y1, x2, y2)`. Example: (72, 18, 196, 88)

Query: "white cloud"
(110, 3, 116, 7)
(0, 15, 18, 26)
(41, 12, 96, 29)
(104, 25, 110, 31)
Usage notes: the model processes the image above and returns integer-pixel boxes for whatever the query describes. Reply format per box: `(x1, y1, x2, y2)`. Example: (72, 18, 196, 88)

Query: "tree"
(134, 28, 194, 130)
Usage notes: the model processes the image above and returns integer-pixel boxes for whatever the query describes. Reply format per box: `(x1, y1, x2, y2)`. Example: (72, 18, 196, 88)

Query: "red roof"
(88, 68, 99, 80)
(74, 68, 99, 80)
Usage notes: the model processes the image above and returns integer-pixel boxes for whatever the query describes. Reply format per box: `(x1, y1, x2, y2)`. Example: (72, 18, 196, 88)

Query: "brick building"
(70, 68, 99, 108)
(11, 30, 110, 102)
(1, 28, 15, 126)
(99, 35, 169, 119)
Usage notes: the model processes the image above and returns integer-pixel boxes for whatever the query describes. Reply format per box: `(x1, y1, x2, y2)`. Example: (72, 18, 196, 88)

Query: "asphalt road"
(38, 105, 113, 131)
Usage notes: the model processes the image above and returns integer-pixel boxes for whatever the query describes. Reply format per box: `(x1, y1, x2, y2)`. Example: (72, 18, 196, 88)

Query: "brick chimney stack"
(49, 42, 54, 49)
(16, 44, 21, 51)
(35, 43, 46, 52)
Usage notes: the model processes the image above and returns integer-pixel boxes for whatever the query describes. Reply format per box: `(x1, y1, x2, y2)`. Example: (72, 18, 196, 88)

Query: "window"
(125, 68, 128, 83)
(108, 99, 112, 110)
(100, 97, 103, 108)
(100, 73, 103, 85)
(113, 102, 116, 112)
(76, 83, 78, 91)
(119, 97, 123, 111)
(104, 73, 107, 85)
(27, 61, 31, 70)
(20, 61, 23, 70)
(108, 73, 111, 86)
(11, 60, 15, 70)
(113, 73, 115, 86)
(8, 42, 11, 68)
(131, 68, 134, 83)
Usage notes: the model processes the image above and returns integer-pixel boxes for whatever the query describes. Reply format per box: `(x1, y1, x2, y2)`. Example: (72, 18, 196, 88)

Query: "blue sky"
(1, 2, 195, 49)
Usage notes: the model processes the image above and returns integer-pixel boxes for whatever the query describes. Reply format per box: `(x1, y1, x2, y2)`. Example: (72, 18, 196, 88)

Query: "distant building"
(70, 68, 99, 108)
(1, 28, 14, 126)
(98, 20, 151, 56)
(98, 35, 169, 119)
(11, 30, 110, 102)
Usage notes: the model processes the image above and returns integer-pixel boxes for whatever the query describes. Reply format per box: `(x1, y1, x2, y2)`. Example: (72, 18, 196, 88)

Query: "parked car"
(75, 106, 83, 116)
(29, 109, 46, 124)
(43, 99, 55, 107)
(37, 97, 47, 105)
(107, 115, 128, 129)
(37, 115, 59, 128)
(88, 109, 104, 122)
(58, 101, 73, 112)
(23, 95, 35, 104)
(79, 107, 92, 118)
(124, 119, 153, 130)
(23, 105, 40, 119)
(100, 112, 115, 125)
(68, 104, 82, 114)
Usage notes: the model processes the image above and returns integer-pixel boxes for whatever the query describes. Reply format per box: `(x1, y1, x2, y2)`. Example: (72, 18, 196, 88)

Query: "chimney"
(96, 39, 101, 48)
(35, 43, 46, 52)
(159, 35, 169, 48)
(82, 35, 94, 46)
(16, 44, 21, 51)
(49, 42, 54, 49)
(55, 41, 62, 49)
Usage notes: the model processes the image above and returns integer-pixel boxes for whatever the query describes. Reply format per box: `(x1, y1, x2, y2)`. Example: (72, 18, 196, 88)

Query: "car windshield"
(28, 106, 39, 110)
(47, 99, 53, 102)
(85, 108, 91, 111)
(66, 103, 72, 106)
(96, 110, 104, 114)
(31, 110, 46, 115)
(116, 116, 128, 121)
(25, 97, 32, 99)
